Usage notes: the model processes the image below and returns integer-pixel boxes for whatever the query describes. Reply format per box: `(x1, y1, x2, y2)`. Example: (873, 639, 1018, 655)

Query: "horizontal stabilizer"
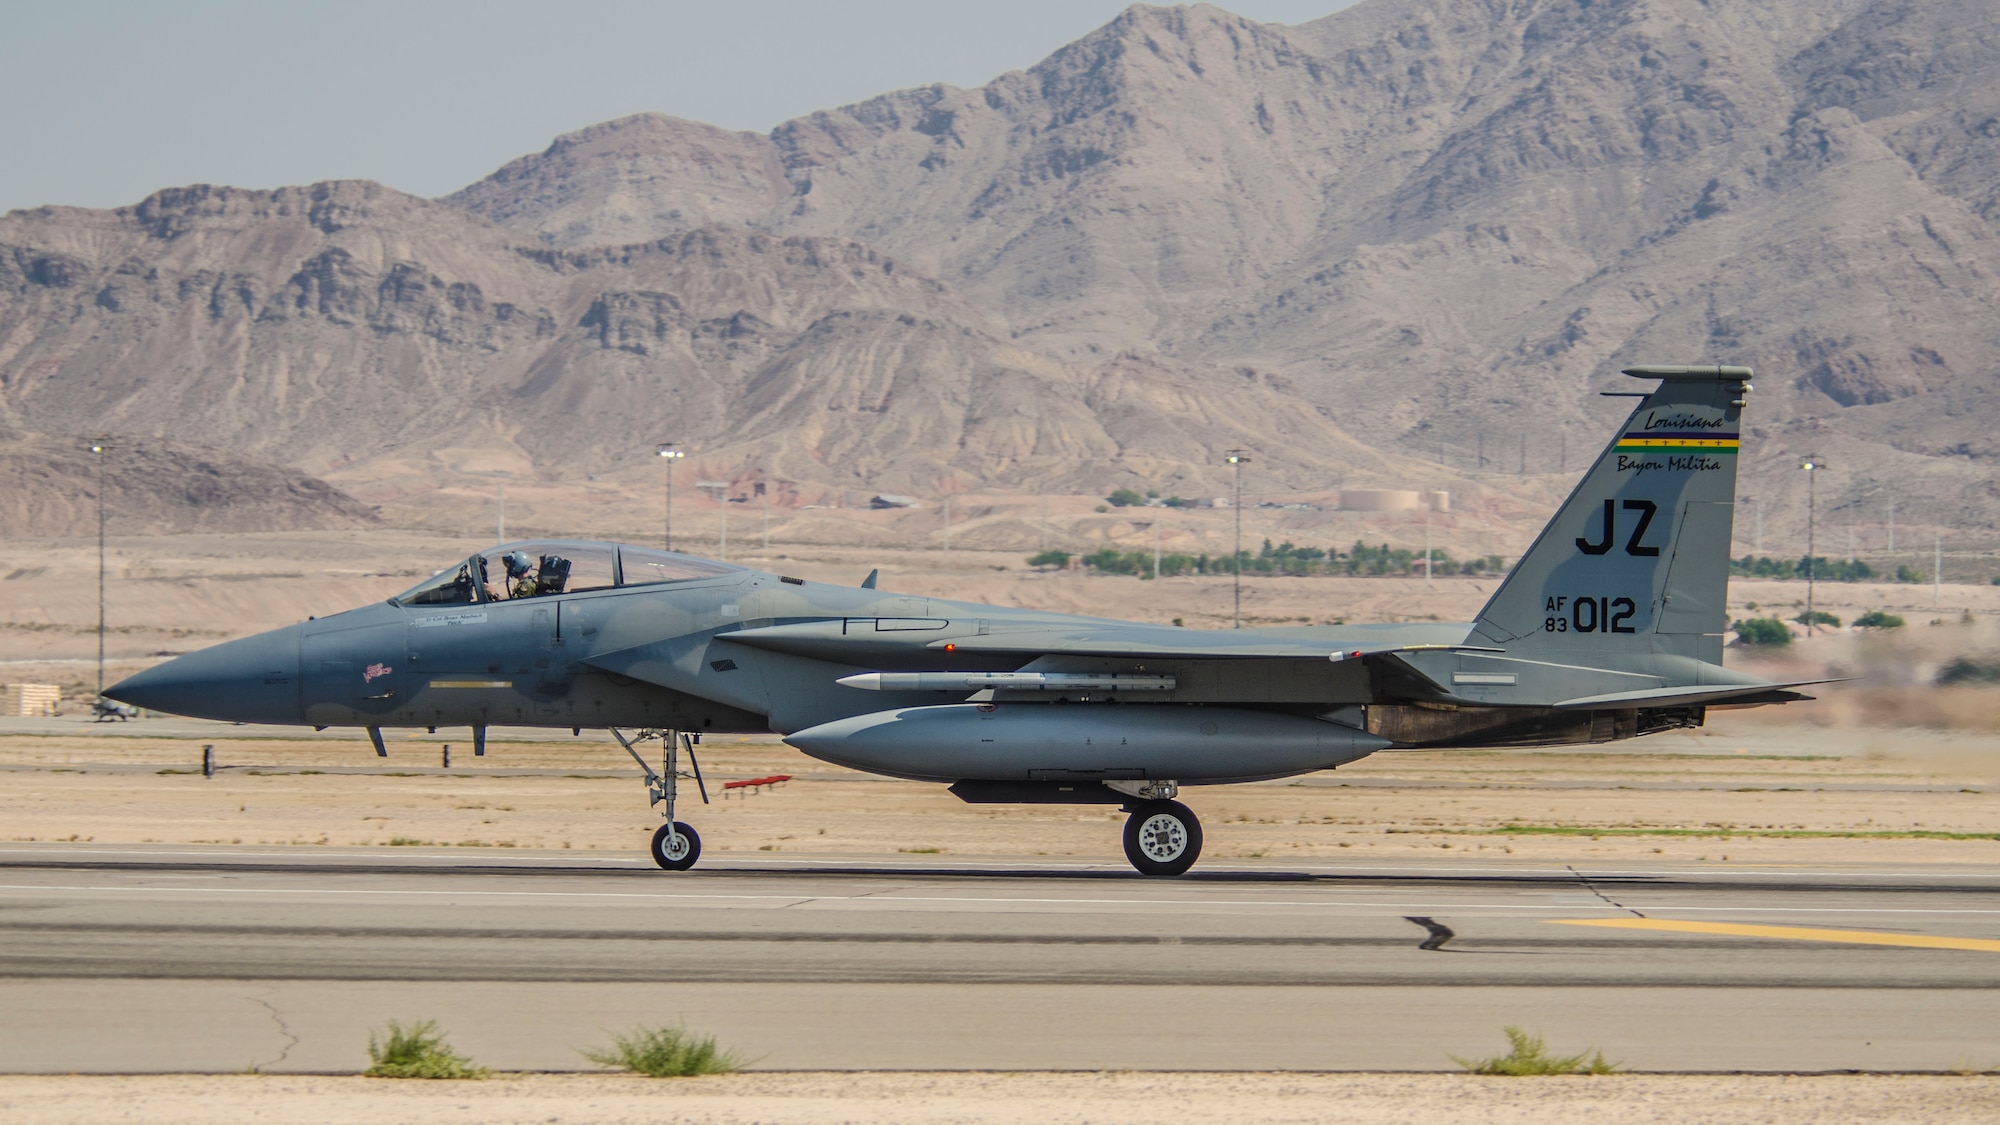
(1552, 679, 1836, 709)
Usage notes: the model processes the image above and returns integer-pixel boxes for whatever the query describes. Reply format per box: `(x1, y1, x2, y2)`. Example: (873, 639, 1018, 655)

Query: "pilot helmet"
(502, 550, 534, 578)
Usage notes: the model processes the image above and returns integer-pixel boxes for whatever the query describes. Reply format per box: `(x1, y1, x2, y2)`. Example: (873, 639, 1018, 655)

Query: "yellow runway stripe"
(1549, 917, 2000, 952)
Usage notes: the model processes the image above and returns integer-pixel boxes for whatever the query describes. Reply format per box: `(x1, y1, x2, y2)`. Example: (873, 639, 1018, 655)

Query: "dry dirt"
(3, 1072, 1997, 1125)
(7, 527, 2000, 702)
(5, 527, 2000, 862)
(4, 712, 1997, 868)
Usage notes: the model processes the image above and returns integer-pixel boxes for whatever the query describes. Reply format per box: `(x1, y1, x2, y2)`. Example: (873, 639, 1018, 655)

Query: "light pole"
(1801, 456, 1823, 635)
(1423, 504, 1433, 591)
(656, 443, 683, 551)
(1226, 449, 1250, 629)
(90, 440, 107, 701)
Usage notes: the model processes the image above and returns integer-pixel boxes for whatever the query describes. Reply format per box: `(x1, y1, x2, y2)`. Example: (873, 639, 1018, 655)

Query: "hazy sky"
(1, 1, 1357, 214)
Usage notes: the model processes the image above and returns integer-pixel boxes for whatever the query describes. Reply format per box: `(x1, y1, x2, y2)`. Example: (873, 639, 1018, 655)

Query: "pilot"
(501, 551, 536, 598)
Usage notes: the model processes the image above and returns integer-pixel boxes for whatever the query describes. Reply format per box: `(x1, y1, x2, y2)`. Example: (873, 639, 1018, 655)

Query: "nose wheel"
(1122, 800, 1203, 876)
(650, 821, 702, 870)
(611, 727, 709, 873)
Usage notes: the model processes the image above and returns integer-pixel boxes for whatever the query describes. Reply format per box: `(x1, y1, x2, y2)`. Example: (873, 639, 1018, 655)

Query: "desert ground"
(5, 532, 2000, 1125)
(5, 1072, 1998, 1125)
(5, 519, 1998, 698)
(3, 712, 1998, 867)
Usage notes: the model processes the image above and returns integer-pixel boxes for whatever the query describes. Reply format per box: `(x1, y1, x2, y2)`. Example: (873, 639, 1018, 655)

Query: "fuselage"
(106, 539, 1468, 743)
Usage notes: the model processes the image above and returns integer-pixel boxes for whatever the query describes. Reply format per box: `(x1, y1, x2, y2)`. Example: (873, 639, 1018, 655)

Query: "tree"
(1852, 611, 1904, 629)
(1105, 488, 1145, 508)
(1793, 609, 1841, 628)
(1026, 550, 1071, 570)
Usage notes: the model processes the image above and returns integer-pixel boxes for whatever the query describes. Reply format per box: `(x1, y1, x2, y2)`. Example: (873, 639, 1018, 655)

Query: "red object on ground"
(722, 774, 792, 795)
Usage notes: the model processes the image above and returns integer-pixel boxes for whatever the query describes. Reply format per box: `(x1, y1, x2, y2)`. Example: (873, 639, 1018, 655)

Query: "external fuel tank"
(784, 702, 1390, 784)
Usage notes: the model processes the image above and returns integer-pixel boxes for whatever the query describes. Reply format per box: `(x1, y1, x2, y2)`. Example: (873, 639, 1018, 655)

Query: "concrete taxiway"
(2, 844, 1997, 1072)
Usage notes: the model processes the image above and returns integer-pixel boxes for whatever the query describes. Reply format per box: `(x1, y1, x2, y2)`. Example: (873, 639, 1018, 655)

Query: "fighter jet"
(108, 365, 1816, 875)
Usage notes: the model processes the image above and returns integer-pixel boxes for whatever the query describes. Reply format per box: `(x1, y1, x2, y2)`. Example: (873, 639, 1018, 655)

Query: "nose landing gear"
(1121, 799, 1203, 877)
(611, 727, 708, 871)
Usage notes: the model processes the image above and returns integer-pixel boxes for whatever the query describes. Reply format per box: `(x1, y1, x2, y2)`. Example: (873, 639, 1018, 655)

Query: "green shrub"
(1731, 555, 1874, 582)
(1793, 609, 1841, 627)
(1896, 565, 1926, 583)
(1453, 1026, 1621, 1076)
(1937, 657, 2000, 686)
(1026, 550, 1071, 570)
(580, 1024, 751, 1077)
(1733, 617, 1793, 647)
(1104, 488, 1145, 508)
(1853, 611, 1905, 629)
(364, 1019, 487, 1079)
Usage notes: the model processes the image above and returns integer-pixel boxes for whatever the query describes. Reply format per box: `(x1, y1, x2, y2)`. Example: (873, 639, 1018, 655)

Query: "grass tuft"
(363, 1019, 488, 1079)
(1453, 1026, 1622, 1076)
(580, 1024, 752, 1077)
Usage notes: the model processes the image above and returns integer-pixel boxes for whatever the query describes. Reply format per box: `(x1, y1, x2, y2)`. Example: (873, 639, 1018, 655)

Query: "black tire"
(1122, 800, 1203, 876)
(650, 821, 702, 871)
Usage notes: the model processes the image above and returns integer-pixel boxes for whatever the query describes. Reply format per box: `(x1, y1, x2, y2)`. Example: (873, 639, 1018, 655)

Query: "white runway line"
(5, 881, 2000, 917)
(5, 844, 1997, 881)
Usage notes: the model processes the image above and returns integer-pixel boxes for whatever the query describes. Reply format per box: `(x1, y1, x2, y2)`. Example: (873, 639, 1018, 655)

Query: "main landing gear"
(1121, 799, 1204, 877)
(611, 727, 708, 871)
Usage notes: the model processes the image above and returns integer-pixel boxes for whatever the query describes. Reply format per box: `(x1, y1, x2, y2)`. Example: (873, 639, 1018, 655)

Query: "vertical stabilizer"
(1471, 366, 1751, 664)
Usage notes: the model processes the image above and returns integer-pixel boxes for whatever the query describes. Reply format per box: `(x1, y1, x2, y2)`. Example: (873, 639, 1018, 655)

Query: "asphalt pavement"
(2, 844, 1996, 1072)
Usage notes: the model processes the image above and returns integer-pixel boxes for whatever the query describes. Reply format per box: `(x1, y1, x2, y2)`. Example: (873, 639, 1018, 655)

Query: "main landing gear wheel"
(1122, 800, 1203, 877)
(650, 821, 702, 871)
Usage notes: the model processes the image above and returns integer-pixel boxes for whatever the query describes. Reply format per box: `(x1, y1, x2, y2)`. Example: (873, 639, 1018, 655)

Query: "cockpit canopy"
(396, 541, 742, 606)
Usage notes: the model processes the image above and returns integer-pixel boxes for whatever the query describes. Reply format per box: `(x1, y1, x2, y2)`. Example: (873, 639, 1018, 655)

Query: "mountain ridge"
(5, 0, 1998, 543)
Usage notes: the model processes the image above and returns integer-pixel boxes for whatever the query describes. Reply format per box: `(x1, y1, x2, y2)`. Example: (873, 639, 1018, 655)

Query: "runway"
(3, 844, 1998, 1071)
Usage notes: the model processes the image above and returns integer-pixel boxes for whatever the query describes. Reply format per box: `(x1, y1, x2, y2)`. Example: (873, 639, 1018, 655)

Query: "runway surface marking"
(7, 846, 1996, 881)
(7, 882, 2000, 917)
(1550, 917, 2000, 952)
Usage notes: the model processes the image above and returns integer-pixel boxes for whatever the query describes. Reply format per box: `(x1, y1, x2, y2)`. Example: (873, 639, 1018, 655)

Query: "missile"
(784, 702, 1390, 784)
(836, 671, 1175, 692)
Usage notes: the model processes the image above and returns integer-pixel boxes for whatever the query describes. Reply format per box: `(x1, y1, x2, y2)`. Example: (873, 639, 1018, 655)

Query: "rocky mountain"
(0, 427, 377, 537)
(0, 181, 1402, 510)
(447, 0, 2000, 538)
(5, 0, 1999, 542)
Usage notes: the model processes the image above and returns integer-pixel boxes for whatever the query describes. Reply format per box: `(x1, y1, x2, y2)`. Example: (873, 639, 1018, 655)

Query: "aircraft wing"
(921, 631, 1495, 662)
(720, 619, 1489, 663)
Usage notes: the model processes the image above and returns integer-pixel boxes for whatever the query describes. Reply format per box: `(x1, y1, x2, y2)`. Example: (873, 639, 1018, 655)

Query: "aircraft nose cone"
(105, 623, 304, 724)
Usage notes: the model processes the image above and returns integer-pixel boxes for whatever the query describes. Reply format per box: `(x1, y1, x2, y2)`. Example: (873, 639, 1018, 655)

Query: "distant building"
(3, 683, 61, 717)
(1335, 490, 1450, 513)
